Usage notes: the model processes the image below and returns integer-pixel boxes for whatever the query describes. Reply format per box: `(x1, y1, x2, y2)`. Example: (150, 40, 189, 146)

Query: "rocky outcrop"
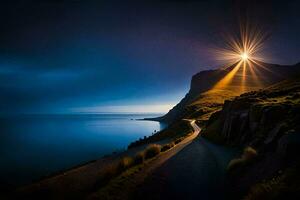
(212, 101, 292, 146)
(151, 68, 229, 123)
(202, 75, 300, 199)
(156, 62, 300, 124)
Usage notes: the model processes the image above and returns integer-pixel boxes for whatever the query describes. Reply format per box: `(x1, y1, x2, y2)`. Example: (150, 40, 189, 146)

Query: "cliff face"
(202, 76, 300, 199)
(158, 62, 300, 124)
(204, 77, 300, 146)
(155, 68, 228, 123)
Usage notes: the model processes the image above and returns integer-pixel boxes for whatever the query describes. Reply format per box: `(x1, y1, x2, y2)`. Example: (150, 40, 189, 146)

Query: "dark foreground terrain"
(202, 75, 300, 199)
(4, 62, 300, 200)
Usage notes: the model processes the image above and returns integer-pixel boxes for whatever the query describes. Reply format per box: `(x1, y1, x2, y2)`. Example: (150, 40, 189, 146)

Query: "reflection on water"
(0, 113, 165, 186)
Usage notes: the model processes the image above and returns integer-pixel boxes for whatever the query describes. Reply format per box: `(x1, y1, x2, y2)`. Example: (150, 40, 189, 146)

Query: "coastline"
(12, 135, 174, 200)
(136, 117, 163, 122)
(0, 113, 163, 183)
(5, 114, 195, 200)
(12, 120, 196, 200)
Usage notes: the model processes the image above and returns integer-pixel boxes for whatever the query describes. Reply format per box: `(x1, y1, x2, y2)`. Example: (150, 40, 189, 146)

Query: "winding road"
(17, 120, 236, 200)
(134, 120, 237, 200)
(188, 119, 201, 136)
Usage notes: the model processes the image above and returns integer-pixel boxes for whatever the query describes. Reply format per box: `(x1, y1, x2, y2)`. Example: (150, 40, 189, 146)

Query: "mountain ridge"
(153, 61, 300, 124)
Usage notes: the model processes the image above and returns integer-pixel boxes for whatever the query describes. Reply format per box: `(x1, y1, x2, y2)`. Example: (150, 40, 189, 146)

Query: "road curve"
(134, 120, 237, 200)
(87, 120, 201, 200)
(186, 119, 201, 135)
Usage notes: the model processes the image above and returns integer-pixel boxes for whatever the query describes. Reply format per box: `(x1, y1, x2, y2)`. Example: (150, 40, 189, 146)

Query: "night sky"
(0, 0, 299, 114)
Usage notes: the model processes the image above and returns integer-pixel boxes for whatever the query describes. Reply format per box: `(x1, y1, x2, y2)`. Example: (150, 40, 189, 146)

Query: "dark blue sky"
(0, 0, 299, 114)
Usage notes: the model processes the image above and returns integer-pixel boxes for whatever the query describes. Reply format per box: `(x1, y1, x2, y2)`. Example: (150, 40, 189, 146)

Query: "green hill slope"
(157, 61, 300, 124)
(202, 75, 300, 199)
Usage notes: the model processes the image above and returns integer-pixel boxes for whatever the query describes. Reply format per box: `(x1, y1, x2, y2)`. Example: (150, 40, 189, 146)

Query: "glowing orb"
(213, 22, 269, 65)
(241, 52, 249, 61)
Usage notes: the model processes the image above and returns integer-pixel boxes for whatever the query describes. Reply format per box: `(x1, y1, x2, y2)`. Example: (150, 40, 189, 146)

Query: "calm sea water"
(0, 113, 165, 186)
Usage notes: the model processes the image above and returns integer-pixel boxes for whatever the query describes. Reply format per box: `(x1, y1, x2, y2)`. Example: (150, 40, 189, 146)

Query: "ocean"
(0, 113, 165, 186)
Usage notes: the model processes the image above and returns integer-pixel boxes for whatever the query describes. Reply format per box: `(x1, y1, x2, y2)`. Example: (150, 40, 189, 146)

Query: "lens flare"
(213, 22, 270, 66)
(240, 52, 249, 61)
(210, 21, 271, 94)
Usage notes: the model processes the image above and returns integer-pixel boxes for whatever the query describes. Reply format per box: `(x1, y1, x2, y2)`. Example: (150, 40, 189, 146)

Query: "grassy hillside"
(128, 120, 193, 148)
(158, 62, 300, 124)
(201, 75, 300, 199)
(141, 62, 300, 151)
(202, 75, 300, 144)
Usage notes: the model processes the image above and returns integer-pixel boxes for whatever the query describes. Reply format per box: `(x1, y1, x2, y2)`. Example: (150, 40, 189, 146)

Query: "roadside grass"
(89, 135, 190, 199)
(133, 152, 145, 165)
(144, 144, 161, 159)
(227, 147, 258, 171)
(244, 176, 282, 200)
(117, 157, 134, 171)
(161, 142, 175, 152)
(244, 166, 300, 200)
(128, 120, 193, 149)
(174, 137, 184, 144)
(92, 132, 193, 195)
(89, 161, 145, 200)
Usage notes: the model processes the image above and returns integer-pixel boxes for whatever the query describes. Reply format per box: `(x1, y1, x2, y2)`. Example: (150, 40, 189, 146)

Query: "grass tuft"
(174, 137, 185, 144)
(244, 167, 300, 200)
(161, 142, 175, 152)
(144, 144, 161, 159)
(227, 146, 258, 171)
(133, 152, 145, 165)
(242, 147, 258, 161)
(117, 157, 134, 173)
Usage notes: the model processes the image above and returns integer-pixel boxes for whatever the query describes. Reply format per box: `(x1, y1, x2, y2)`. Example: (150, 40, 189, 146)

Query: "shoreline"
(135, 117, 163, 122)
(11, 120, 197, 200)
(27, 151, 123, 187)
(1, 113, 165, 190)
(14, 133, 171, 192)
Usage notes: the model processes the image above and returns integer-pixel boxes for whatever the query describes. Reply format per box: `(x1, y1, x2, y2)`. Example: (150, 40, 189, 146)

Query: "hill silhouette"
(154, 61, 300, 124)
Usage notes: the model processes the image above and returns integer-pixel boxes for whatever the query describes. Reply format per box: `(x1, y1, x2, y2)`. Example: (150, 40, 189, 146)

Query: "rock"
(276, 132, 290, 157)
(264, 123, 286, 145)
(277, 130, 300, 163)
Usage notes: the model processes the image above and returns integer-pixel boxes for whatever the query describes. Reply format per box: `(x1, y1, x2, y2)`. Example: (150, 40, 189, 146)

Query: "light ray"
(247, 60, 263, 87)
(213, 60, 243, 90)
(213, 21, 269, 65)
(210, 21, 272, 94)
